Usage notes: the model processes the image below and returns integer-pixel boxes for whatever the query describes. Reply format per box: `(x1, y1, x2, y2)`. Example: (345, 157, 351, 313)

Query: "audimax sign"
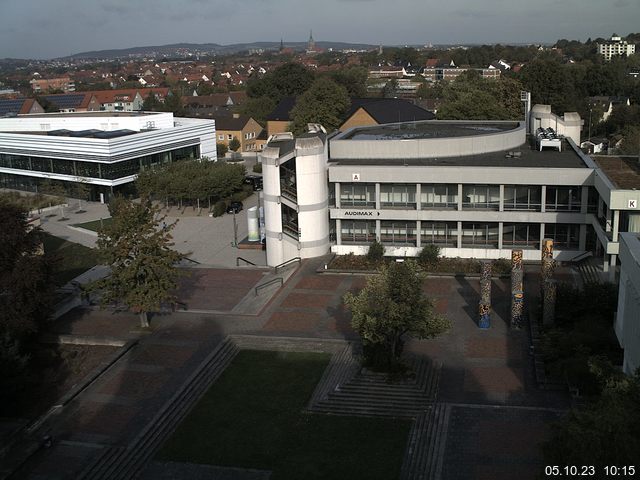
(344, 211, 381, 216)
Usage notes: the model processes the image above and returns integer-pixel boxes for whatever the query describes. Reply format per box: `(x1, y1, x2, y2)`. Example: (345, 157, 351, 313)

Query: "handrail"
(236, 257, 257, 267)
(255, 277, 283, 296)
(569, 251, 593, 263)
(183, 256, 201, 264)
(274, 257, 301, 273)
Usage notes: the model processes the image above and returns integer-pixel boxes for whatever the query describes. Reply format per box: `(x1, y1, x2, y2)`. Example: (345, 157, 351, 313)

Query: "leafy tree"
(518, 58, 578, 113)
(0, 201, 55, 340)
(238, 96, 276, 126)
(619, 125, 640, 156)
(543, 360, 640, 466)
(0, 334, 30, 407)
(229, 136, 241, 152)
(367, 239, 385, 263)
(383, 79, 398, 98)
(289, 77, 350, 134)
(93, 198, 185, 327)
(418, 244, 440, 267)
(246, 62, 315, 102)
(142, 92, 162, 111)
(162, 90, 185, 116)
(327, 66, 368, 97)
(216, 142, 228, 158)
(344, 261, 450, 371)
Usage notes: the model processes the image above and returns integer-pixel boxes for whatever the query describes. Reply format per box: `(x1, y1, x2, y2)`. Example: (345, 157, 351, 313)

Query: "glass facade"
(340, 183, 376, 208)
(421, 222, 457, 247)
(380, 184, 416, 209)
(421, 184, 457, 209)
(461, 223, 499, 248)
(545, 224, 580, 249)
(502, 223, 540, 249)
(0, 145, 198, 182)
(341, 220, 376, 244)
(503, 185, 542, 211)
(282, 204, 299, 239)
(380, 221, 417, 246)
(546, 186, 581, 212)
(462, 185, 500, 210)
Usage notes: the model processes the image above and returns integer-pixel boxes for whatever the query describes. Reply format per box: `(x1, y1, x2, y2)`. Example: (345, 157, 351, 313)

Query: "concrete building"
(598, 35, 636, 61)
(615, 232, 640, 374)
(260, 106, 640, 277)
(0, 111, 216, 201)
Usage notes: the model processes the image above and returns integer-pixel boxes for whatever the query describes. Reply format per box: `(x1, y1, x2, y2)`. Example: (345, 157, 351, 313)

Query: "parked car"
(226, 201, 243, 214)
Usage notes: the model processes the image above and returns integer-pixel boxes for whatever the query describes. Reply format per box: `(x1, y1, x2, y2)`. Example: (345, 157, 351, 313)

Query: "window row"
(336, 183, 595, 212)
(340, 220, 580, 249)
(0, 146, 199, 180)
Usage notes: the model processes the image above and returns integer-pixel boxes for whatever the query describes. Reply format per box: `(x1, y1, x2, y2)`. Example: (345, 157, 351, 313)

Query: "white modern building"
(0, 111, 216, 201)
(598, 35, 636, 61)
(615, 232, 640, 374)
(260, 106, 640, 280)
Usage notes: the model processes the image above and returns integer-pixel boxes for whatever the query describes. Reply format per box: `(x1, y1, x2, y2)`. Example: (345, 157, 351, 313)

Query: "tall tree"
(289, 77, 350, 134)
(93, 198, 185, 327)
(246, 62, 315, 102)
(344, 261, 450, 370)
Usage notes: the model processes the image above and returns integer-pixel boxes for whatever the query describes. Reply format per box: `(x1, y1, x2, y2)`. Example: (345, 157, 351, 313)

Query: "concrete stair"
(400, 403, 450, 480)
(77, 338, 240, 480)
(310, 356, 441, 418)
(576, 257, 600, 285)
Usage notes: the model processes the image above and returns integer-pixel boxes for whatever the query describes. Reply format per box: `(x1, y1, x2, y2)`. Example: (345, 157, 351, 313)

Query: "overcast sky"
(1, 0, 638, 59)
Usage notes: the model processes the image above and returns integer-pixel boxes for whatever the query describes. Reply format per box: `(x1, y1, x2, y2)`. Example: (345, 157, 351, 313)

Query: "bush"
(493, 258, 511, 275)
(212, 200, 227, 217)
(216, 142, 228, 158)
(418, 244, 440, 267)
(0, 334, 30, 407)
(252, 162, 263, 173)
(367, 240, 385, 263)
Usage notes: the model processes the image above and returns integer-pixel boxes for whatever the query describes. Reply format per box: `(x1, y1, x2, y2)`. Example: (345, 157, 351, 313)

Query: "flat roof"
(594, 156, 640, 189)
(18, 111, 160, 119)
(342, 121, 520, 141)
(331, 139, 588, 169)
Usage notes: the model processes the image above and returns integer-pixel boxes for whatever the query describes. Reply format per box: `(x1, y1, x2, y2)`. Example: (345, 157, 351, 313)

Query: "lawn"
(157, 350, 411, 480)
(72, 217, 112, 232)
(42, 233, 100, 286)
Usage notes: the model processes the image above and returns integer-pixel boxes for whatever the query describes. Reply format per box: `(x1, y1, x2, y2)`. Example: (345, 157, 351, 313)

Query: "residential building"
(215, 114, 263, 152)
(30, 77, 76, 93)
(339, 98, 435, 132)
(182, 92, 247, 118)
(598, 35, 636, 61)
(0, 111, 216, 202)
(0, 98, 44, 117)
(588, 96, 631, 123)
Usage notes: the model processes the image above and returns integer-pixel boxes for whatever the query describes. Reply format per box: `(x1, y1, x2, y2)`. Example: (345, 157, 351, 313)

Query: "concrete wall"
(529, 105, 582, 145)
(616, 232, 640, 374)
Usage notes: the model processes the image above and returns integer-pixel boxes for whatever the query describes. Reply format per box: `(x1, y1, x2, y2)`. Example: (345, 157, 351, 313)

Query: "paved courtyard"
(6, 257, 570, 479)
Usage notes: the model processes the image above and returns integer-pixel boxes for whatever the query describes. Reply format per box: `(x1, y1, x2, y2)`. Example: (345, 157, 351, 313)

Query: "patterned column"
(541, 239, 556, 325)
(511, 249, 524, 328)
(479, 261, 492, 329)
(542, 279, 557, 326)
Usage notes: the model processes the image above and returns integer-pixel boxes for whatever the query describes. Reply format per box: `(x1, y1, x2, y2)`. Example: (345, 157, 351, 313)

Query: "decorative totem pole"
(541, 238, 556, 325)
(511, 249, 524, 328)
(479, 261, 492, 329)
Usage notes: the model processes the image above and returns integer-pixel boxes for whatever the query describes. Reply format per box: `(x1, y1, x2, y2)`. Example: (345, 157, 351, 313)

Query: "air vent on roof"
(505, 151, 522, 158)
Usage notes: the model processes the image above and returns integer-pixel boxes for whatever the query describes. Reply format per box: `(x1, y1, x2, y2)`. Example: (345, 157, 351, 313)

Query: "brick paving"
(8, 260, 571, 479)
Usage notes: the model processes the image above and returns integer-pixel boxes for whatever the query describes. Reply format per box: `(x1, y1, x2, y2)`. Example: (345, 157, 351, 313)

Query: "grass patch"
(42, 233, 100, 286)
(72, 217, 112, 232)
(157, 350, 410, 480)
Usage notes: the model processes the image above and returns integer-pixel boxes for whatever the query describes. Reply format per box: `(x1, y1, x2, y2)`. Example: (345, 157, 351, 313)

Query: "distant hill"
(65, 41, 378, 60)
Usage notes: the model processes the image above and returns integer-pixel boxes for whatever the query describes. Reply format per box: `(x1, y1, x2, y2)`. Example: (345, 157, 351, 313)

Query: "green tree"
(343, 261, 451, 371)
(418, 244, 440, 267)
(162, 90, 185, 116)
(93, 198, 185, 327)
(619, 125, 640, 156)
(246, 62, 315, 102)
(229, 136, 241, 152)
(367, 239, 385, 263)
(289, 77, 350, 134)
(0, 201, 55, 340)
(216, 142, 228, 158)
(383, 79, 398, 98)
(142, 92, 162, 111)
(238, 96, 276, 126)
(327, 66, 368, 97)
(543, 360, 640, 466)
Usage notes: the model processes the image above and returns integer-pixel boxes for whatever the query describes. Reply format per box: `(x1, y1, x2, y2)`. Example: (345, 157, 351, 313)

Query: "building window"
(545, 224, 579, 249)
(380, 221, 417, 246)
(421, 184, 457, 209)
(461, 223, 499, 248)
(282, 204, 299, 239)
(227, 134, 233, 140)
(503, 185, 542, 211)
(421, 222, 457, 247)
(380, 184, 416, 209)
(502, 223, 540, 249)
(341, 220, 376, 244)
(340, 183, 376, 208)
(462, 185, 500, 210)
(546, 186, 581, 211)
(218, 135, 224, 140)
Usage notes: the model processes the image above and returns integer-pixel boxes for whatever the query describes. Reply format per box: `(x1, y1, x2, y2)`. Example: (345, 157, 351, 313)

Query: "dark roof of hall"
(331, 139, 588, 169)
(344, 98, 435, 124)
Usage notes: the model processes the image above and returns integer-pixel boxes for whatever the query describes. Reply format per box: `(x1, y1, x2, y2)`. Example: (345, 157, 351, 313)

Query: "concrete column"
(416, 183, 421, 211)
(375, 183, 381, 210)
(603, 254, 609, 272)
(457, 221, 463, 248)
(416, 220, 421, 248)
(458, 184, 463, 211)
(579, 224, 587, 251)
(539, 223, 545, 253)
(376, 219, 381, 241)
(499, 185, 505, 212)
(606, 208, 612, 233)
(613, 210, 620, 241)
(609, 254, 617, 282)
(580, 186, 589, 214)
(598, 196, 603, 219)
(498, 222, 504, 250)
(540, 185, 546, 213)
(335, 218, 341, 245)
(335, 182, 341, 208)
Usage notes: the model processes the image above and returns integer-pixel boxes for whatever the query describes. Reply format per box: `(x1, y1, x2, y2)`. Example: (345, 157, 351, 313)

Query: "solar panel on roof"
(43, 94, 84, 109)
(0, 99, 26, 116)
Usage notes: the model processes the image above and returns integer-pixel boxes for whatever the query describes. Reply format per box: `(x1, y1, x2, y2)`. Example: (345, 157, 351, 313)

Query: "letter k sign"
(629, 199, 637, 209)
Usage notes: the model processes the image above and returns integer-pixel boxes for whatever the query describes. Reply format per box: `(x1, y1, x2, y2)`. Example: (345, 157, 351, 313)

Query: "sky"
(0, 0, 638, 59)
